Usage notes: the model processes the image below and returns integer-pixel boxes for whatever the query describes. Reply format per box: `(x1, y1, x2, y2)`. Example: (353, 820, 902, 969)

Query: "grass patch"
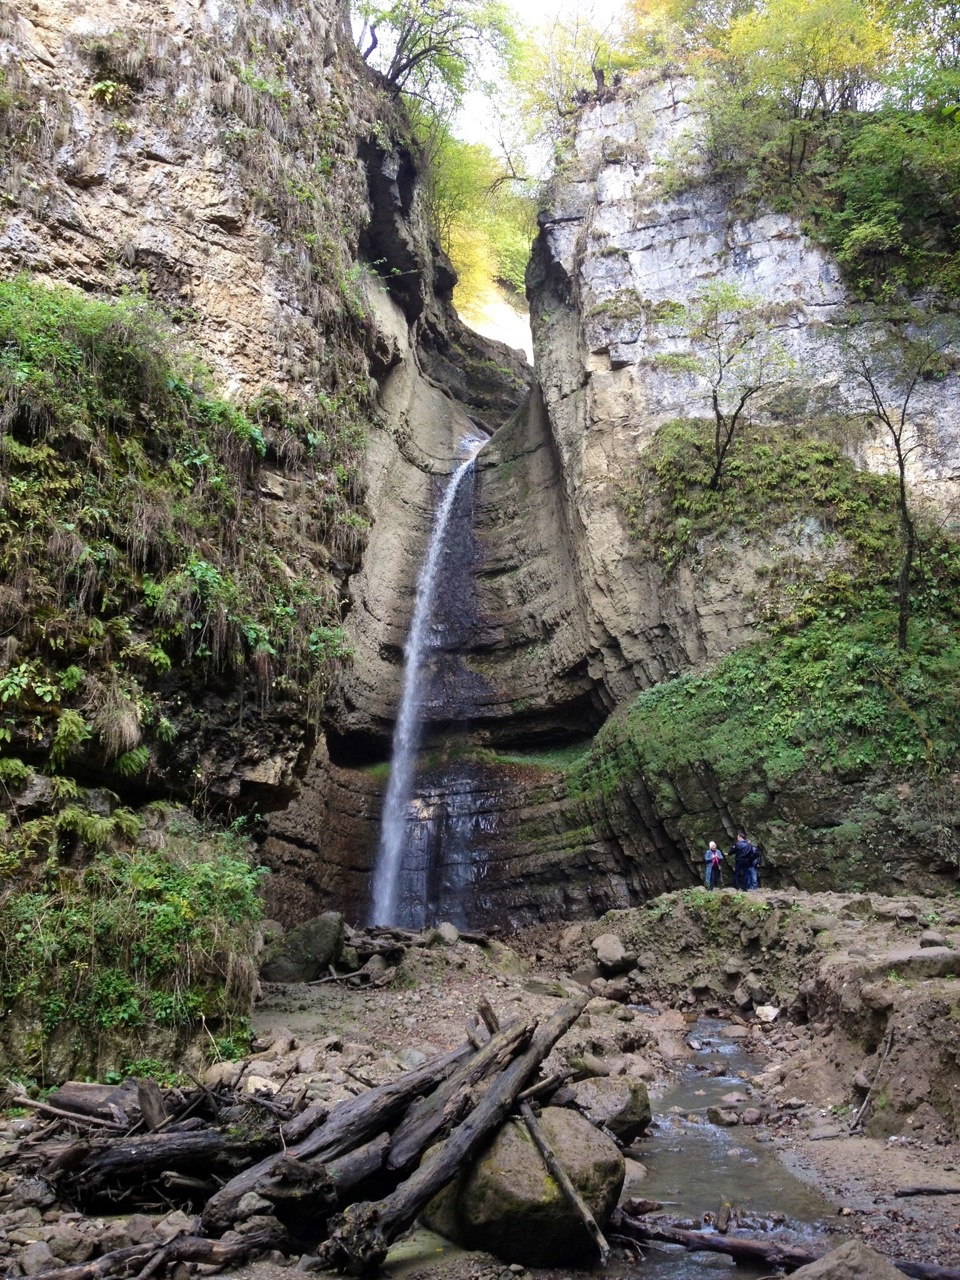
(0, 277, 366, 793)
(0, 807, 262, 1080)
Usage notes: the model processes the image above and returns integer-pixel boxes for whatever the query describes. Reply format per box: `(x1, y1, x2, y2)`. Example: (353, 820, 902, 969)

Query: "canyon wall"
(268, 74, 960, 927)
(5, 7, 959, 931)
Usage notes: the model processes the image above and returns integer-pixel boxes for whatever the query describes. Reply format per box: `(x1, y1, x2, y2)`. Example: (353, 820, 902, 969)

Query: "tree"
(726, 0, 891, 120)
(422, 126, 536, 314)
(655, 282, 792, 490)
(355, 0, 516, 114)
(847, 321, 956, 650)
(509, 6, 627, 145)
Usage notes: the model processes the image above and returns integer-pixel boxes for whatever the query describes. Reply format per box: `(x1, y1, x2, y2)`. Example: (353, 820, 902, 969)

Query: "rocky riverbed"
(4, 890, 960, 1278)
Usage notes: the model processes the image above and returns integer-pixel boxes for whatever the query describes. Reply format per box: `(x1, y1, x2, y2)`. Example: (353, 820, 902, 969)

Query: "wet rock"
(789, 1237, 904, 1278)
(740, 1108, 763, 1125)
(720, 1026, 749, 1041)
(620, 1158, 648, 1201)
(707, 1107, 739, 1126)
(423, 1108, 623, 1267)
(258, 912, 344, 983)
(569, 1076, 651, 1142)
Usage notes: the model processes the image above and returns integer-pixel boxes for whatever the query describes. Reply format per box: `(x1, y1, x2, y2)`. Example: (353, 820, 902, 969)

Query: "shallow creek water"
(615, 1017, 837, 1278)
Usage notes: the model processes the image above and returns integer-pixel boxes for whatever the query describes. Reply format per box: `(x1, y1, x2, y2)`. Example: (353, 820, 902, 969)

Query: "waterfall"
(370, 437, 485, 926)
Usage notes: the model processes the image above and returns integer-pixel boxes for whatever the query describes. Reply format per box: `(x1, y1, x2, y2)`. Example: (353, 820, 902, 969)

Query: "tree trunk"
(319, 992, 591, 1276)
(386, 1018, 533, 1172)
(202, 1041, 474, 1234)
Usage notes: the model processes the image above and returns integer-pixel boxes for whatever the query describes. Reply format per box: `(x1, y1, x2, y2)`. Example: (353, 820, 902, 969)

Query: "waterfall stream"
(370, 437, 486, 927)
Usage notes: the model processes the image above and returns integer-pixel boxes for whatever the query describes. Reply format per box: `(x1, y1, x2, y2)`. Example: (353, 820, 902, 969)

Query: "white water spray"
(370, 438, 485, 926)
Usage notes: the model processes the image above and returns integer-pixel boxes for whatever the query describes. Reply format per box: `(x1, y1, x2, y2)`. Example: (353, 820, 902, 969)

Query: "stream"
(618, 1017, 836, 1278)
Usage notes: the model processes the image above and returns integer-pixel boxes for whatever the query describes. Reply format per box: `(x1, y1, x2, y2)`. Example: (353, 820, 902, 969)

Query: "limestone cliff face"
(528, 74, 960, 705)
(7, 17, 958, 929)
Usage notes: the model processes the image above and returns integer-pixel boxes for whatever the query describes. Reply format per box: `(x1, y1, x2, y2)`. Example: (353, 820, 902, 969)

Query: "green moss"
(0, 810, 262, 1079)
(0, 278, 365, 793)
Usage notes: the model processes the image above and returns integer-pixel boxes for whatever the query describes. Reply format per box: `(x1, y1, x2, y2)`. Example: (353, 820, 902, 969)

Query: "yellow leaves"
(447, 219, 499, 321)
(727, 0, 893, 116)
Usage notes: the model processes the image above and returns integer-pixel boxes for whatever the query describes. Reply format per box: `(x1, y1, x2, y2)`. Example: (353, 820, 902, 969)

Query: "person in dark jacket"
(731, 832, 755, 890)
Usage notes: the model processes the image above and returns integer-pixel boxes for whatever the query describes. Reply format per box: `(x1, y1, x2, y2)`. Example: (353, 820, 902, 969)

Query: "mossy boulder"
(258, 912, 344, 982)
(422, 1108, 624, 1266)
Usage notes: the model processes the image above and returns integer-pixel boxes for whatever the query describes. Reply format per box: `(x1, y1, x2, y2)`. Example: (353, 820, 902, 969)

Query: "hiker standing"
(748, 840, 762, 890)
(703, 841, 723, 890)
(731, 831, 755, 890)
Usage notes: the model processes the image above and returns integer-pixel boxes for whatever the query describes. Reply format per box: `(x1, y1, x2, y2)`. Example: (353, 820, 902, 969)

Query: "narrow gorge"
(2, 0, 960, 1092)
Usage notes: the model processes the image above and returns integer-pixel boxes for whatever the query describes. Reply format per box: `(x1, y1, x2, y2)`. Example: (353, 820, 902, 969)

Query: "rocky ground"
(5, 889, 960, 1278)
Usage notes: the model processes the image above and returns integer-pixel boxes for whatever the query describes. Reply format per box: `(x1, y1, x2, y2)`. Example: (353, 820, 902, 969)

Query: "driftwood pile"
(0, 992, 592, 1279)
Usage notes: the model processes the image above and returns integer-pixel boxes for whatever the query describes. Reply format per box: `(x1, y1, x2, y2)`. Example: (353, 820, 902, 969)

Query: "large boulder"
(422, 1108, 624, 1266)
(258, 912, 344, 982)
(790, 1238, 904, 1279)
(569, 1076, 652, 1143)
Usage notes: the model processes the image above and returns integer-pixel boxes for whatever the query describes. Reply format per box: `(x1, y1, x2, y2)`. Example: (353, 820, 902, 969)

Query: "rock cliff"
(4, 14, 959, 935)
(268, 73, 960, 927)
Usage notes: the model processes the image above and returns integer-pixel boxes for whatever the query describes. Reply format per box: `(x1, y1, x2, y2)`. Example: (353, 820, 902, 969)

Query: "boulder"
(591, 933, 636, 975)
(569, 1076, 652, 1143)
(920, 929, 946, 948)
(258, 912, 344, 982)
(423, 1108, 623, 1266)
(789, 1238, 904, 1278)
(19, 1242, 56, 1276)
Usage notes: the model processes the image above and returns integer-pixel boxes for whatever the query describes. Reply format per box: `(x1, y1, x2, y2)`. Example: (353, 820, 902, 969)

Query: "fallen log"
(895, 1186, 960, 1197)
(136, 1081, 167, 1133)
(10, 1096, 127, 1132)
(202, 1040, 475, 1234)
(612, 1213, 960, 1279)
(386, 1018, 533, 1172)
(32, 1224, 285, 1280)
(519, 1101, 610, 1266)
(66, 1128, 274, 1203)
(252, 1133, 392, 1241)
(318, 990, 591, 1276)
